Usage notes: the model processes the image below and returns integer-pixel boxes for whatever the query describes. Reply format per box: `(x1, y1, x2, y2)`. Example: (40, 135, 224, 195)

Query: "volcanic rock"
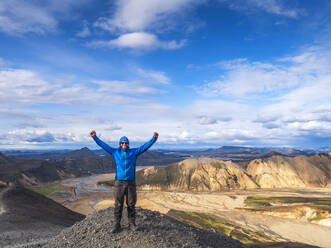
(0, 184, 84, 247)
(45, 207, 246, 248)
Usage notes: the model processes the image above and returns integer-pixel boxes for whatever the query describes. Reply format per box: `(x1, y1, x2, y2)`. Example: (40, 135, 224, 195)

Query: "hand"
(153, 132, 159, 138)
(90, 130, 96, 137)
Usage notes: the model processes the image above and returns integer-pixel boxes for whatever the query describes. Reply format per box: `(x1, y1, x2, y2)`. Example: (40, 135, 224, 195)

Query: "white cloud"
(88, 32, 185, 50)
(198, 115, 232, 125)
(93, 0, 198, 51)
(94, 0, 199, 32)
(0, 67, 165, 106)
(137, 68, 170, 84)
(76, 21, 91, 38)
(0, 0, 91, 35)
(225, 0, 303, 18)
(200, 47, 331, 98)
(200, 59, 302, 97)
(92, 80, 165, 94)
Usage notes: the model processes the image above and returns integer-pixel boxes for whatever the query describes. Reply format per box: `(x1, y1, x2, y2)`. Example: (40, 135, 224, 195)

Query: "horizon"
(1, 144, 330, 152)
(0, 0, 330, 149)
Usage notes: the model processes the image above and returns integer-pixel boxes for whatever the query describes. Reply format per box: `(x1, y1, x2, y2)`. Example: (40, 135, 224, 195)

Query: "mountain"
(0, 184, 84, 247)
(0, 152, 78, 185)
(45, 207, 246, 248)
(0, 152, 17, 165)
(136, 157, 258, 191)
(172, 146, 307, 161)
(0, 151, 115, 185)
(58, 147, 96, 159)
(136, 154, 331, 190)
(136, 150, 187, 166)
(96, 149, 187, 166)
(247, 154, 331, 188)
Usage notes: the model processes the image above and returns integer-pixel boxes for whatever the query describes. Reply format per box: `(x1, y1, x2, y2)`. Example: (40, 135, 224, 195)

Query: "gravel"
(45, 207, 247, 248)
(0, 184, 84, 248)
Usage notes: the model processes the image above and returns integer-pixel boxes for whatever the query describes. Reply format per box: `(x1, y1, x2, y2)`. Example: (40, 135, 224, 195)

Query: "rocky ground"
(0, 184, 85, 248)
(45, 207, 247, 248)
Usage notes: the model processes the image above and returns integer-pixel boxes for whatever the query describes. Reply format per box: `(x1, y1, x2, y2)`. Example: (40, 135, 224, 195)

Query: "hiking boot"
(111, 224, 121, 233)
(129, 222, 139, 231)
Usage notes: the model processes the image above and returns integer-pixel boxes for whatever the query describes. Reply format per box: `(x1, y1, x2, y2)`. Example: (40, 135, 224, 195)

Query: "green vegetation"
(245, 196, 331, 211)
(27, 183, 73, 197)
(310, 213, 324, 222)
(244, 196, 331, 222)
(167, 210, 276, 244)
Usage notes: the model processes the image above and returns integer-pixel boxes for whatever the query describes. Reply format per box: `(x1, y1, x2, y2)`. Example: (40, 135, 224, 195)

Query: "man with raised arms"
(90, 130, 158, 233)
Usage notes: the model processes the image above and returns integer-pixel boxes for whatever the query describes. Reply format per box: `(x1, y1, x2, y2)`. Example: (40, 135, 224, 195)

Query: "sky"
(0, 0, 330, 150)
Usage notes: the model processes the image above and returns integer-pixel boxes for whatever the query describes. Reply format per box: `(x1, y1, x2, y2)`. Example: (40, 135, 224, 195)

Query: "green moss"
(309, 214, 324, 222)
(27, 183, 73, 197)
(244, 196, 273, 209)
(28, 186, 52, 196)
(245, 196, 331, 213)
(167, 210, 275, 244)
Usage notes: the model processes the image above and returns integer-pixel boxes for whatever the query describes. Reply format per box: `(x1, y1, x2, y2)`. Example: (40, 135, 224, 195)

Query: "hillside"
(136, 154, 331, 190)
(58, 147, 97, 159)
(0, 151, 116, 185)
(0, 184, 84, 247)
(45, 207, 246, 248)
(136, 157, 258, 191)
(185, 146, 307, 161)
(247, 154, 331, 188)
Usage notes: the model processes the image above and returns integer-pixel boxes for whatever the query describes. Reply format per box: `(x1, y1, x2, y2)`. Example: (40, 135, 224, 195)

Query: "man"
(90, 130, 158, 233)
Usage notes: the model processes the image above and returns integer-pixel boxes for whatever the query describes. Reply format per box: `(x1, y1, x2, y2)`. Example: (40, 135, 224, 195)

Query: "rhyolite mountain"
(246, 153, 331, 188)
(136, 157, 258, 191)
(136, 154, 331, 190)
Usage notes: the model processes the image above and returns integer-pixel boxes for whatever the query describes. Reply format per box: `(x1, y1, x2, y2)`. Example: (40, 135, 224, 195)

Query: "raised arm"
(135, 132, 158, 156)
(90, 130, 116, 155)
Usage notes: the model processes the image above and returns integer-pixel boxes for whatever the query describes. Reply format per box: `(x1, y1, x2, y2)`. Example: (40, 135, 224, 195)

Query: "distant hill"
(0, 148, 184, 185)
(0, 184, 84, 247)
(58, 147, 96, 159)
(136, 154, 331, 190)
(0, 151, 115, 185)
(0, 152, 17, 165)
(136, 150, 187, 166)
(172, 146, 307, 161)
(96, 149, 186, 166)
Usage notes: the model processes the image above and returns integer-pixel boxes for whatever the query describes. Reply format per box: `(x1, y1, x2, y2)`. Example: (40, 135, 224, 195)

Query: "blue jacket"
(93, 135, 157, 180)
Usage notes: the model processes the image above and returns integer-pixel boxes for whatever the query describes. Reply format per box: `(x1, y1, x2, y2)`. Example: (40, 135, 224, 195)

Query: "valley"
(2, 149, 331, 247)
(43, 172, 331, 248)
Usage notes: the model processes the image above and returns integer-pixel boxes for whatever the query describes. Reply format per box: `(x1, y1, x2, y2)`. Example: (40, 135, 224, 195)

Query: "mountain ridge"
(136, 154, 331, 190)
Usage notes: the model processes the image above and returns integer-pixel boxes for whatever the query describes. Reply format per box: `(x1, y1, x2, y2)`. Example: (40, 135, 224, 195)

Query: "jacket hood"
(119, 136, 129, 145)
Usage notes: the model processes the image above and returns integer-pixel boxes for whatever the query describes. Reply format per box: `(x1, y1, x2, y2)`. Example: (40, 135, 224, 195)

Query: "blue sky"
(0, 0, 330, 149)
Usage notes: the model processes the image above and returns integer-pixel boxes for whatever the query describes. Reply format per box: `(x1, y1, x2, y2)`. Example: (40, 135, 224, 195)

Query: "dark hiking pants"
(114, 180, 137, 225)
